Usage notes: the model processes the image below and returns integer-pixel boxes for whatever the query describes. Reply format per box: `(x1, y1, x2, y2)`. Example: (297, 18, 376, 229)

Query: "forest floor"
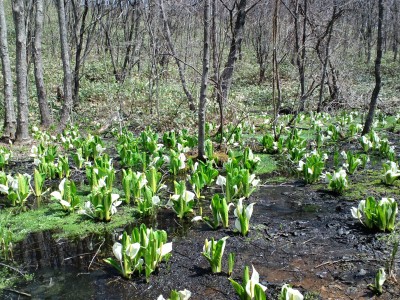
(2, 176, 399, 300)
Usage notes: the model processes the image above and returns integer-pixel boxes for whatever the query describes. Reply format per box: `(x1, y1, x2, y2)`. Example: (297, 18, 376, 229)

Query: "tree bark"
(217, 0, 248, 140)
(211, 0, 219, 94)
(72, 0, 89, 106)
(317, 4, 339, 112)
(296, 0, 308, 112)
(272, 0, 282, 140)
(198, 0, 210, 161)
(57, 0, 74, 130)
(362, 0, 384, 135)
(33, 0, 53, 128)
(0, 0, 16, 140)
(13, 0, 30, 142)
(159, 0, 196, 111)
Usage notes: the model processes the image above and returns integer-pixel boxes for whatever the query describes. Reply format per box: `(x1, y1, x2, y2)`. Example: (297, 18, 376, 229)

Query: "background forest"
(1, 1, 400, 299)
(0, 0, 399, 141)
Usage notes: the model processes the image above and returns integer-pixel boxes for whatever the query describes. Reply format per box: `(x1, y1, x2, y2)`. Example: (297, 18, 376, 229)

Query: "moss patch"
(255, 154, 277, 175)
(1, 203, 137, 242)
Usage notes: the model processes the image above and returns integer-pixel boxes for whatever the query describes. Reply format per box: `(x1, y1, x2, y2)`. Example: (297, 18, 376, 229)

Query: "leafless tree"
(33, 0, 53, 128)
(0, 0, 16, 140)
(198, 0, 210, 160)
(159, 0, 196, 111)
(57, 0, 74, 129)
(362, 0, 383, 135)
(13, 0, 30, 142)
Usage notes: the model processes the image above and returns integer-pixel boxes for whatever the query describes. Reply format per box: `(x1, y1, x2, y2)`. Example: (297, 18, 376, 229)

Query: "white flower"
(60, 199, 71, 208)
(51, 191, 63, 201)
(184, 191, 195, 203)
(245, 265, 267, 298)
(281, 284, 303, 300)
(378, 268, 387, 287)
(234, 198, 255, 232)
(177, 289, 191, 300)
(351, 200, 365, 219)
(8, 176, 18, 191)
(98, 176, 107, 188)
(157, 242, 172, 257)
(0, 184, 9, 194)
(297, 161, 305, 171)
(178, 153, 186, 169)
(152, 196, 160, 205)
(191, 216, 203, 222)
(111, 194, 122, 215)
(30, 145, 38, 157)
(125, 242, 141, 259)
(341, 151, 347, 159)
(112, 242, 123, 261)
(216, 175, 226, 186)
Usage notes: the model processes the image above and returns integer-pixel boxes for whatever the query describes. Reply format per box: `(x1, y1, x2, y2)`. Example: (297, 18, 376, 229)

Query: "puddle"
(2, 183, 397, 299)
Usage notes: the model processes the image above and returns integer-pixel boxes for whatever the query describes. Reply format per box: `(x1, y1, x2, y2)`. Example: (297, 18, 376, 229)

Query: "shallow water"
(3, 183, 396, 299)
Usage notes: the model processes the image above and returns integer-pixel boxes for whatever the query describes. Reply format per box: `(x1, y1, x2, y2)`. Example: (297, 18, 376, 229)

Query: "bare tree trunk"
(57, 0, 74, 130)
(317, 4, 340, 112)
(296, 0, 308, 112)
(392, 1, 399, 61)
(159, 0, 195, 111)
(198, 0, 210, 161)
(211, 0, 219, 93)
(0, 0, 16, 140)
(33, 0, 53, 128)
(13, 0, 30, 142)
(362, 0, 384, 135)
(217, 0, 248, 141)
(272, 0, 282, 140)
(72, 0, 89, 106)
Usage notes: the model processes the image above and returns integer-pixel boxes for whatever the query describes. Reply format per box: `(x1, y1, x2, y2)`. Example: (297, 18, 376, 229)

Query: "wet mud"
(3, 183, 399, 300)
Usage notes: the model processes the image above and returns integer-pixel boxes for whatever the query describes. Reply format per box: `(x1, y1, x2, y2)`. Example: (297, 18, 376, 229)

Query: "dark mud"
(3, 183, 399, 300)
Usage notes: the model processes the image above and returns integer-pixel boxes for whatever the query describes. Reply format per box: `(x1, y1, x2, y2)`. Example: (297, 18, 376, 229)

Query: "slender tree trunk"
(217, 0, 248, 141)
(13, 0, 30, 142)
(57, 0, 74, 130)
(211, 0, 219, 91)
(159, 0, 195, 111)
(198, 0, 210, 161)
(272, 0, 282, 140)
(34, 0, 53, 128)
(362, 0, 384, 135)
(73, 0, 89, 106)
(317, 5, 337, 113)
(0, 0, 16, 140)
(296, 0, 308, 112)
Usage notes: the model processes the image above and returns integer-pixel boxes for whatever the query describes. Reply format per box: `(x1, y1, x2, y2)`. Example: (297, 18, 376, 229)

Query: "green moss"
(339, 169, 400, 201)
(255, 154, 277, 175)
(1, 202, 137, 242)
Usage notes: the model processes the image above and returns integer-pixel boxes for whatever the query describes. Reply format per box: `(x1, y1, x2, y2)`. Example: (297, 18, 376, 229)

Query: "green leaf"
(229, 278, 245, 299)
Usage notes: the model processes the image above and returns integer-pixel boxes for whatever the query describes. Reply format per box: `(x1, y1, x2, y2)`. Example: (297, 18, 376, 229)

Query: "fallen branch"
(0, 262, 26, 276)
(88, 238, 105, 271)
(4, 288, 31, 297)
(315, 258, 379, 269)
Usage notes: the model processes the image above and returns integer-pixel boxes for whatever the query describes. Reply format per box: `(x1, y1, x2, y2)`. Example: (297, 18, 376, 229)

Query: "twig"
(64, 252, 95, 261)
(315, 258, 379, 269)
(0, 262, 26, 276)
(302, 237, 317, 244)
(4, 288, 31, 297)
(88, 238, 105, 271)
